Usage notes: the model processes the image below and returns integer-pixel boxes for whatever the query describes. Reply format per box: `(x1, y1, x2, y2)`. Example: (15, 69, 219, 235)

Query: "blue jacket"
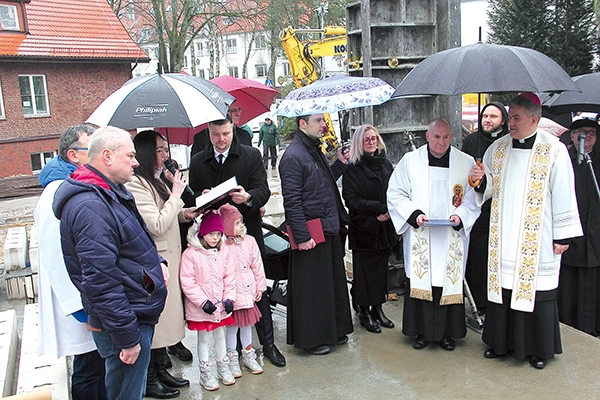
(53, 164, 167, 349)
(38, 156, 76, 187)
(279, 130, 349, 243)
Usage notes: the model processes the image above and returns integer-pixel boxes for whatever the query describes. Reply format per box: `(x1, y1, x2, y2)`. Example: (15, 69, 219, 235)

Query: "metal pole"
(360, 0, 373, 125)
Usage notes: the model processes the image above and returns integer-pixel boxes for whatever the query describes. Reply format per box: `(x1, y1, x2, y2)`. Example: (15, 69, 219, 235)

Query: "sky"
(461, 0, 489, 45)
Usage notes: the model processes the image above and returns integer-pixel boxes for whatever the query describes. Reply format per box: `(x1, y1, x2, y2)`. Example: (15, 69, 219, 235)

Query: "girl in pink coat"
(219, 204, 267, 376)
(179, 210, 236, 391)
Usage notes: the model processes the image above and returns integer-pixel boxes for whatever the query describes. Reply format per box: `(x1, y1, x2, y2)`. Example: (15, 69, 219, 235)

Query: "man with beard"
(461, 102, 509, 314)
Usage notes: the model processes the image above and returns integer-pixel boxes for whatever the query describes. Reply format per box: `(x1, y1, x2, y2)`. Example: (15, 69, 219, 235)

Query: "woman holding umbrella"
(127, 130, 200, 398)
(342, 125, 397, 333)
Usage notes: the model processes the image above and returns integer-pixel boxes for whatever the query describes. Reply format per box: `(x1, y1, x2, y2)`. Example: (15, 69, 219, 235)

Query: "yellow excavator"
(280, 26, 347, 154)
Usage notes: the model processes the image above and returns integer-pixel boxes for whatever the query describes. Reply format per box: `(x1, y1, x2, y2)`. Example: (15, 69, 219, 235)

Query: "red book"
(286, 219, 325, 250)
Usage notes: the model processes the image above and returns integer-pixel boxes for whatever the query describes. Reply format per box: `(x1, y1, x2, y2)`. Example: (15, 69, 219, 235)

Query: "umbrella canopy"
(393, 42, 580, 98)
(87, 73, 235, 130)
(274, 75, 395, 117)
(210, 75, 278, 125)
(541, 73, 600, 114)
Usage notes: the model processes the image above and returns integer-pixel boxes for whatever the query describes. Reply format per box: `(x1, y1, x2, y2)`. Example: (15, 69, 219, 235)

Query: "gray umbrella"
(393, 42, 580, 98)
(541, 73, 600, 114)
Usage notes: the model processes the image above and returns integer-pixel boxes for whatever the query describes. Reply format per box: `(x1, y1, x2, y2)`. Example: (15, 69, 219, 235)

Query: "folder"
(286, 218, 325, 250)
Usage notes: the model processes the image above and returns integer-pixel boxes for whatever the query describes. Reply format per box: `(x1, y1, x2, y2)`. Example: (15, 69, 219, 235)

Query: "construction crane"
(280, 26, 347, 154)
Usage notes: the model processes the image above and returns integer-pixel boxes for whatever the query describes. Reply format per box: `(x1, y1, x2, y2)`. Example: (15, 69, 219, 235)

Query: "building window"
(226, 39, 237, 54)
(30, 151, 57, 174)
(196, 42, 204, 56)
(283, 62, 291, 76)
(183, 55, 188, 68)
(256, 64, 268, 77)
(0, 81, 5, 119)
(0, 4, 19, 31)
(255, 35, 266, 49)
(19, 75, 50, 116)
(228, 67, 239, 78)
(223, 16, 237, 26)
(197, 69, 205, 79)
(140, 28, 153, 43)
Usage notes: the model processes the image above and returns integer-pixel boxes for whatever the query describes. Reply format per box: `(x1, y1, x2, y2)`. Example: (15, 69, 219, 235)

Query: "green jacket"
(258, 123, 280, 147)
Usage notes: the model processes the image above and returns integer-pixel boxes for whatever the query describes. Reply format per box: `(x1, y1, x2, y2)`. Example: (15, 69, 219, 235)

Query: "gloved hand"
(202, 300, 217, 315)
(223, 299, 234, 314)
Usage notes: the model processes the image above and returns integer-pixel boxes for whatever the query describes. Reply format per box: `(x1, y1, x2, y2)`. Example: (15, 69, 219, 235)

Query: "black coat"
(562, 146, 600, 267)
(279, 130, 349, 243)
(188, 136, 270, 253)
(342, 153, 397, 251)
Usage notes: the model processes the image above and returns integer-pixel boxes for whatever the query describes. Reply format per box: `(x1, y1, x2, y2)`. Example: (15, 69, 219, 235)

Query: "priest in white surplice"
(387, 118, 481, 351)
(470, 93, 582, 370)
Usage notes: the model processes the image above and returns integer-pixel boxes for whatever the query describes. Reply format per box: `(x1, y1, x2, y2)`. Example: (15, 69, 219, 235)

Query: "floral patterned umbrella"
(274, 75, 394, 117)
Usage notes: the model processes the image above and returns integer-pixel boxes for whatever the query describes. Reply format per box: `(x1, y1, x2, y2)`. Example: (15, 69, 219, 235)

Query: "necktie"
(218, 154, 224, 164)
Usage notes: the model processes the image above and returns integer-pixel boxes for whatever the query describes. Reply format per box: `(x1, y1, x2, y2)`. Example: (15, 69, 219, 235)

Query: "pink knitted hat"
(199, 210, 224, 237)
(219, 203, 243, 237)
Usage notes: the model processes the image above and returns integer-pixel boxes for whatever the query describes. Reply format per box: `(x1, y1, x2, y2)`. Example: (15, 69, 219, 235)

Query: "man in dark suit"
(190, 101, 252, 157)
(188, 116, 286, 367)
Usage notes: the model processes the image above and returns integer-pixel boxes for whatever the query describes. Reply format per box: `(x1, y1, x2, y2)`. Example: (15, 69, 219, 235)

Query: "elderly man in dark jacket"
(53, 126, 168, 400)
(461, 102, 509, 314)
(279, 113, 353, 355)
(188, 117, 287, 367)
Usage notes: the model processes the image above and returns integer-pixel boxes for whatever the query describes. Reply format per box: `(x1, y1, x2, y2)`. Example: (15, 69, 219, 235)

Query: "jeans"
(92, 324, 154, 400)
(72, 350, 108, 400)
(263, 145, 277, 168)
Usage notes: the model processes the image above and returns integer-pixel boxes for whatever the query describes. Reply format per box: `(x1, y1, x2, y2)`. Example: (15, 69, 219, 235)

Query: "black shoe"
(529, 356, 546, 369)
(157, 370, 190, 389)
(371, 304, 395, 329)
(359, 306, 381, 333)
(440, 336, 455, 351)
(306, 345, 331, 355)
(483, 348, 502, 359)
(145, 379, 180, 399)
(167, 342, 193, 362)
(412, 335, 427, 350)
(263, 344, 286, 367)
(337, 335, 349, 345)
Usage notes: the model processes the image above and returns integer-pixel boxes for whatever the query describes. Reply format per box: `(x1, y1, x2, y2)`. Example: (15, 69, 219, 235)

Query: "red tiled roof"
(0, 0, 149, 61)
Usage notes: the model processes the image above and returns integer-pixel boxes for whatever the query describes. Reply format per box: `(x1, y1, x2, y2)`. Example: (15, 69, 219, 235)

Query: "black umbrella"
(87, 73, 235, 129)
(541, 73, 600, 114)
(392, 42, 580, 98)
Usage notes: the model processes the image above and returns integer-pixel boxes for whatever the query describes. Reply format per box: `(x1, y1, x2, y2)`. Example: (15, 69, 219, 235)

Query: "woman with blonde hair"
(343, 125, 397, 333)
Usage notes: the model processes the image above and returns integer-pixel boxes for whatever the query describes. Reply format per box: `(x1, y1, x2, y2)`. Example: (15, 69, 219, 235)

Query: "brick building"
(0, 0, 149, 178)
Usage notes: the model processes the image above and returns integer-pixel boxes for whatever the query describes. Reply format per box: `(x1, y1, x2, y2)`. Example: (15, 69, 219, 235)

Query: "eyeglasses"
(576, 129, 597, 136)
(70, 147, 88, 151)
(229, 108, 242, 113)
(363, 137, 378, 144)
(156, 147, 170, 154)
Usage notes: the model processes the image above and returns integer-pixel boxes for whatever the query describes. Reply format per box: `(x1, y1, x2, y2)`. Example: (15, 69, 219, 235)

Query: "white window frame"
(30, 150, 57, 174)
(228, 66, 239, 78)
(0, 81, 5, 119)
(226, 39, 237, 54)
(0, 4, 19, 31)
(255, 35, 266, 49)
(19, 74, 50, 116)
(283, 62, 291, 76)
(196, 42, 204, 56)
(256, 63, 268, 77)
(197, 69, 205, 79)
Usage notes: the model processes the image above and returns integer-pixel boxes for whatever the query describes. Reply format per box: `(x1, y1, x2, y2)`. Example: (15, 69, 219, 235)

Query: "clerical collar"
(427, 145, 450, 167)
(512, 132, 537, 149)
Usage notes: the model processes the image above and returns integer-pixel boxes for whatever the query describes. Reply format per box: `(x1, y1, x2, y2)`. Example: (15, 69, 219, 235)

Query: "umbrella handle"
(468, 159, 482, 188)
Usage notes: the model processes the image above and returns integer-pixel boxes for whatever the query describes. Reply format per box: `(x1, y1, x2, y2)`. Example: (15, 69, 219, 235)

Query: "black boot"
(359, 306, 381, 333)
(166, 341, 193, 362)
(145, 350, 180, 399)
(371, 304, 395, 329)
(155, 348, 190, 389)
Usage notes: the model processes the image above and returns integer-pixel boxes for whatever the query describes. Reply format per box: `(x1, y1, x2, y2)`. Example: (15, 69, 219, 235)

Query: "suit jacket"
(188, 136, 270, 254)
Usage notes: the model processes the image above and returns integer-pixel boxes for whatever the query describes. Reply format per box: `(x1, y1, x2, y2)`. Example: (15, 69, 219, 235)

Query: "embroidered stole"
(409, 149, 469, 305)
(487, 135, 556, 312)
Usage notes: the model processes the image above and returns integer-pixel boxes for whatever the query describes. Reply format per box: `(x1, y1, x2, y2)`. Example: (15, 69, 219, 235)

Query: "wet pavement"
(1, 165, 600, 399)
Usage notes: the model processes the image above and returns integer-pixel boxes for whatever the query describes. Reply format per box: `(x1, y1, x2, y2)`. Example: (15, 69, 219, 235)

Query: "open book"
(193, 176, 239, 212)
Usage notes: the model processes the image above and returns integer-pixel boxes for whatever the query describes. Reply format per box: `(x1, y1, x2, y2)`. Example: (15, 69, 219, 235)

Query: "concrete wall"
(0, 61, 132, 177)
